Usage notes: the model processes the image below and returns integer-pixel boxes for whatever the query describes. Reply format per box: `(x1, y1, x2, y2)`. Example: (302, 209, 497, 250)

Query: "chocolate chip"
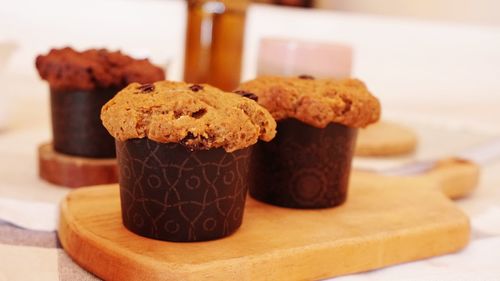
(191, 108, 207, 119)
(234, 90, 258, 102)
(182, 132, 196, 143)
(137, 83, 155, 93)
(189, 84, 204, 92)
(298, 74, 315, 80)
(181, 132, 198, 151)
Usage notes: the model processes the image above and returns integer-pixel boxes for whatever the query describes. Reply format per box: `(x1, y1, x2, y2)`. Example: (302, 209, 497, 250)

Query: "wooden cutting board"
(58, 159, 478, 281)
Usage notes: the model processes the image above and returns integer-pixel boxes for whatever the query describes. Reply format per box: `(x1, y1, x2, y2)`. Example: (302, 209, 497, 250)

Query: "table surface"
(1, 2, 500, 280)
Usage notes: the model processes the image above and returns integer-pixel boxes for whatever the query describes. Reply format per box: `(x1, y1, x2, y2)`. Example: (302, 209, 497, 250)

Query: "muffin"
(237, 76, 380, 209)
(35, 47, 165, 158)
(101, 81, 276, 242)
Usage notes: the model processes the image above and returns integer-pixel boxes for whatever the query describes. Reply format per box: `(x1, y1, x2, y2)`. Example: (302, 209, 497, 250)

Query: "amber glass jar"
(273, 0, 313, 7)
(184, 0, 248, 91)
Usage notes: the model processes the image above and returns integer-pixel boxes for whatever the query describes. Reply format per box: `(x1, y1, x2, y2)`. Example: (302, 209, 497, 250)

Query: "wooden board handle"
(351, 158, 480, 200)
(422, 158, 480, 199)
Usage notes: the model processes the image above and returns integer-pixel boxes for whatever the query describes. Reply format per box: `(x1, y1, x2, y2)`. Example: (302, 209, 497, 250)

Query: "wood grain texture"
(38, 143, 118, 188)
(58, 161, 473, 281)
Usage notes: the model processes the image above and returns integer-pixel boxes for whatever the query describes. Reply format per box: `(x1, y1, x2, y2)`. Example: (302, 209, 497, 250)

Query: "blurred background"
(261, 0, 500, 25)
(1, 0, 499, 129)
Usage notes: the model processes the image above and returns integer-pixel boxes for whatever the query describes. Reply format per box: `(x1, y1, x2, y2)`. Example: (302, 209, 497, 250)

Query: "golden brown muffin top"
(101, 81, 277, 152)
(237, 76, 381, 128)
(35, 47, 165, 91)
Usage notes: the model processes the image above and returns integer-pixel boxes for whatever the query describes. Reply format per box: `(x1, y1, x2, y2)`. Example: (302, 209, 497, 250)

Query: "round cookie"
(101, 81, 277, 152)
(355, 121, 418, 156)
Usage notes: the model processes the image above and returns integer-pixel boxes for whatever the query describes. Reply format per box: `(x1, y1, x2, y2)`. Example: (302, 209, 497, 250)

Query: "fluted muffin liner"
(250, 118, 357, 209)
(116, 139, 251, 242)
(50, 88, 117, 158)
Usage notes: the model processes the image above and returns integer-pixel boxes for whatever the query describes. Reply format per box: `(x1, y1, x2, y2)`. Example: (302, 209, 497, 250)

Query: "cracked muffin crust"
(35, 47, 165, 91)
(237, 76, 381, 128)
(101, 81, 277, 152)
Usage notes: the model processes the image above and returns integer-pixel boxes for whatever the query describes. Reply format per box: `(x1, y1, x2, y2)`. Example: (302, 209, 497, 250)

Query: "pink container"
(257, 38, 353, 78)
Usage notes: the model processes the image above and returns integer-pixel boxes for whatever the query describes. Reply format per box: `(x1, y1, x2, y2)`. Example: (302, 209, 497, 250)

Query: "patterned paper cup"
(250, 118, 357, 209)
(50, 88, 117, 158)
(116, 139, 252, 242)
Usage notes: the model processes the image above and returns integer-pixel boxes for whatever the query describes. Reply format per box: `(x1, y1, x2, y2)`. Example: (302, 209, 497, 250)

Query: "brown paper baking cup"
(50, 88, 117, 158)
(116, 139, 252, 242)
(250, 118, 358, 209)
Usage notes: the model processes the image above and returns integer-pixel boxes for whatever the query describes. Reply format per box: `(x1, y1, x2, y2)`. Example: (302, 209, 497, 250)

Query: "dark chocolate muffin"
(36, 47, 165, 91)
(36, 47, 165, 158)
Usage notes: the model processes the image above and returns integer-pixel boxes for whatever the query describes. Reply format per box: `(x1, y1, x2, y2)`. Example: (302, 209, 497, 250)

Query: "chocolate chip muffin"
(101, 81, 276, 242)
(237, 76, 381, 209)
(238, 75, 380, 128)
(36, 47, 165, 158)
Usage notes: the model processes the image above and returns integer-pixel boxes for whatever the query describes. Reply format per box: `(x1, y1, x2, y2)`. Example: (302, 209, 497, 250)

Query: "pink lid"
(257, 38, 353, 78)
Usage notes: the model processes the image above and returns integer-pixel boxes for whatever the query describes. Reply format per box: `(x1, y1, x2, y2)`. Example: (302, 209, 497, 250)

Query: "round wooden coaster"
(355, 121, 418, 157)
(38, 143, 118, 188)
